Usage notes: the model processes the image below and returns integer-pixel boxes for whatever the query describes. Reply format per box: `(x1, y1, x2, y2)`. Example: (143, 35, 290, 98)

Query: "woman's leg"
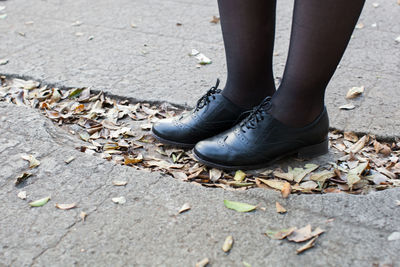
(218, 0, 277, 109)
(270, 0, 365, 127)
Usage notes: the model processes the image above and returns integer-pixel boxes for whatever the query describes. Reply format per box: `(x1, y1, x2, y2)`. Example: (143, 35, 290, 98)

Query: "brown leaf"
(56, 203, 77, 210)
(299, 181, 318, 190)
(377, 167, 397, 179)
(288, 225, 324, 243)
(265, 227, 297, 240)
(281, 182, 291, 198)
(124, 154, 143, 165)
(380, 145, 392, 156)
(257, 179, 286, 190)
(275, 202, 287, 213)
(210, 16, 220, 24)
(350, 135, 368, 154)
(296, 237, 317, 254)
(344, 132, 358, 143)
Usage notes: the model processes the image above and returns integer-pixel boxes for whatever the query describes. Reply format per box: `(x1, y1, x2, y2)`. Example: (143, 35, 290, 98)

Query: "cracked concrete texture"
(0, 0, 399, 139)
(0, 101, 400, 266)
(1, 0, 400, 266)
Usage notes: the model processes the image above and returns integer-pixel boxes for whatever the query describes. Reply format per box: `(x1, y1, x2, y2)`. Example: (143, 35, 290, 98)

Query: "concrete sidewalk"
(0, 0, 400, 266)
(0, 0, 399, 138)
(1, 102, 399, 266)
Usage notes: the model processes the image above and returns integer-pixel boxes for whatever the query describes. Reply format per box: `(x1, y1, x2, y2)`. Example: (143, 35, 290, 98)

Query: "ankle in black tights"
(218, 0, 277, 109)
(217, 0, 365, 126)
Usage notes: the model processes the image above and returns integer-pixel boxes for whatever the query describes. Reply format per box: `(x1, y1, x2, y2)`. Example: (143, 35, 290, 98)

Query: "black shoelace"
(194, 79, 222, 111)
(240, 97, 272, 132)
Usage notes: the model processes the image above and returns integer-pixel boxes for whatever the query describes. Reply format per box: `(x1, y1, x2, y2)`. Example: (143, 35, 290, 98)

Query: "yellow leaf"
(222, 235, 234, 252)
(234, 170, 246, 182)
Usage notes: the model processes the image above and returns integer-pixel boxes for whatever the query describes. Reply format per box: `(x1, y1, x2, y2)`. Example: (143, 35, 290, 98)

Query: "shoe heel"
(297, 139, 329, 159)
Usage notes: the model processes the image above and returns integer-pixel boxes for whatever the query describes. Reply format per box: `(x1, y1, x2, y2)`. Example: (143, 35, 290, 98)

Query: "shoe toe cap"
(194, 138, 229, 165)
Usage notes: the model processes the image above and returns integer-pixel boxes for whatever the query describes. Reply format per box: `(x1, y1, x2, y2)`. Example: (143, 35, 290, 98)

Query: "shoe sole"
(151, 129, 196, 149)
(193, 139, 329, 171)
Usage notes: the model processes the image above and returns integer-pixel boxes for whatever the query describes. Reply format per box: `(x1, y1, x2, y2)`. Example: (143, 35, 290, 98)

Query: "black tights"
(219, 0, 365, 127)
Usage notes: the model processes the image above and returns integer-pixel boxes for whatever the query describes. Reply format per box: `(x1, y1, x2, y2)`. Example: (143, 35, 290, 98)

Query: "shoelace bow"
(194, 79, 222, 111)
(240, 97, 272, 132)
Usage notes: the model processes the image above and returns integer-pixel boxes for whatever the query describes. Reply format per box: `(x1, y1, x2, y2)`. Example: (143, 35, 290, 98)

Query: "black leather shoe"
(193, 97, 329, 170)
(151, 80, 247, 148)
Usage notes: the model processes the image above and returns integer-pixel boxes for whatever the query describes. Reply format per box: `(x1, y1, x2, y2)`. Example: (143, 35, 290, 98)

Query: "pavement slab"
(0, 99, 399, 266)
(1, 0, 400, 266)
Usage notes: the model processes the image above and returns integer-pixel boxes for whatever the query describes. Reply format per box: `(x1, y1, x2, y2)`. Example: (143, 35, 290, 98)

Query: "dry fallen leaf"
(65, 156, 75, 164)
(257, 179, 286, 191)
(265, 227, 296, 240)
(281, 182, 291, 198)
(347, 162, 369, 189)
(275, 202, 287, 213)
(339, 103, 356, 110)
(287, 225, 325, 243)
(178, 203, 191, 214)
(310, 170, 336, 184)
(124, 154, 143, 165)
(195, 258, 209, 267)
(17, 191, 27, 200)
(296, 237, 317, 254)
(15, 172, 32, 185)
(209, 168, 222, 182)
(112, 196, 126, 204)
(56, 203, 77, 210)
(21, 154, 40, 168)
(344, 132, 359, 143)
(388, 232, 400, 241)
(80, 211, 87, 222)
(0, 59, 9, 65)
(210, 16, 220, 24)
(273, 170, 294, 181)
(112, 180, 128, 186)
(355, 23, 364, 29)
(350, 135, 368, 154)
(222, 235, 234, 252)
(292, 164, 319, 183)
(234, 170, 246, 182)
(346, 86, 364, 99)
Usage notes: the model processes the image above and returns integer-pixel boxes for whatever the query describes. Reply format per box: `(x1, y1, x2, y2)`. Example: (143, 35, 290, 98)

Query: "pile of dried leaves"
(1, 76, 399, 195)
